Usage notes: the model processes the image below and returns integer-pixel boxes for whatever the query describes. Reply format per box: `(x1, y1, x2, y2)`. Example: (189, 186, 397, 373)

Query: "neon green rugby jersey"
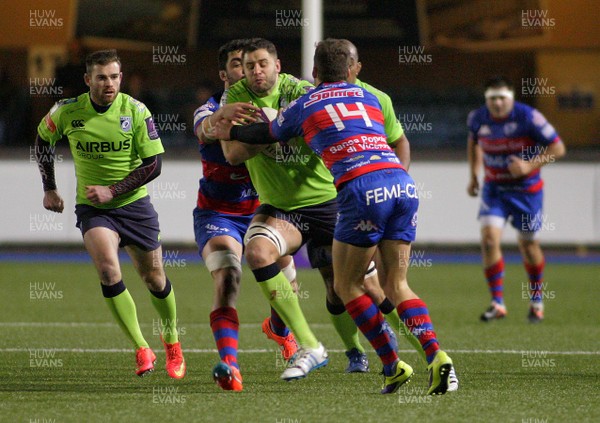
(227, 73, 337, 211)
(355, 79, 404, 144)
(38, 92, 164, 209)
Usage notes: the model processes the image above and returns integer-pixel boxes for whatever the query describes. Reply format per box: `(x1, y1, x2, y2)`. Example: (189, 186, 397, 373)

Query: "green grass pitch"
(0, 260, 598, 422)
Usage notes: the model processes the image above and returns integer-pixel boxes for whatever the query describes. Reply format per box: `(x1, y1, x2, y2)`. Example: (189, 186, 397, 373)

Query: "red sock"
(210, 307, 239, 369)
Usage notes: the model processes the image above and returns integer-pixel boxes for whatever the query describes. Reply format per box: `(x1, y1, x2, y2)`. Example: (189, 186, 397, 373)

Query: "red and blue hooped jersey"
(193, 91, 259, 215)
(270, 81, 404, 188)
(467, 101, 561, 192)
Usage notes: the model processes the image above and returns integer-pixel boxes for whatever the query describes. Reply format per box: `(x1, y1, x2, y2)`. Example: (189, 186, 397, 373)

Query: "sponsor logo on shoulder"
(44, 113, 56, 133)
(145, 116, 159, 140)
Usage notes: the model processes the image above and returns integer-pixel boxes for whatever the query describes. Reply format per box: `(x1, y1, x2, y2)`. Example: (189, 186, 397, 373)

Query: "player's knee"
(481, 233, 500, 253)
(243, 222, 287, 269)
(244, 242, 274, 269)
(518, 232, 539, 245)
(139, 267, 165, 290)
(97, 265, 121, 285)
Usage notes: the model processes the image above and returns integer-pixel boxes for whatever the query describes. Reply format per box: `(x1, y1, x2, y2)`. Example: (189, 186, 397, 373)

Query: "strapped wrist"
(201, 116, 216, 140)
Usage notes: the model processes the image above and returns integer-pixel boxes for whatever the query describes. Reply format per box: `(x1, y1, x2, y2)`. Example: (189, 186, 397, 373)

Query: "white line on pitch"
(0, 322, 328, 328)
(1, 347, 598, 355)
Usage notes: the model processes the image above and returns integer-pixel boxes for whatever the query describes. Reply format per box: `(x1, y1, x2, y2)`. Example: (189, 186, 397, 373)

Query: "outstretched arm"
(197, 102, 259, 144)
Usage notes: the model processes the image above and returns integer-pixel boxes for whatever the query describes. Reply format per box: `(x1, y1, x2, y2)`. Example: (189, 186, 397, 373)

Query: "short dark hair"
(242, 38, 278, 61)
(217, 39, 251, 70)
(485, 76, 514, 91)
(85, 49, 121, 74)
(339, 39, 359, 63)
(314, 39, 350, 83)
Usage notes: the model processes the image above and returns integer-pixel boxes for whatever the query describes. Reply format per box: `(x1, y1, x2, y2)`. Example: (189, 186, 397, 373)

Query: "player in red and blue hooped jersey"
(193, 92, 259, 215)
(467, 76, 566, 323)
(192, 40, 298, 391)
(216, 39, 456, 396)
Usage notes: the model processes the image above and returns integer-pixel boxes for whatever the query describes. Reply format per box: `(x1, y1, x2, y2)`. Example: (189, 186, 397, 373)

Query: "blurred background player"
(216, 38, 456, 395)
(467, 76, 566, 323)
(192, 39, 298, 391)
(35, 49, 185, 379)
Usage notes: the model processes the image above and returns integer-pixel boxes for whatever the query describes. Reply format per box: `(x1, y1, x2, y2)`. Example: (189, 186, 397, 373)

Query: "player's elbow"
(554, 141, 566, 159)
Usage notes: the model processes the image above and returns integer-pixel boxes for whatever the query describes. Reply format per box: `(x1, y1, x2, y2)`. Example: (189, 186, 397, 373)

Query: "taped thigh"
(479, 215, 506, 229)
(205, 250, 241, 273)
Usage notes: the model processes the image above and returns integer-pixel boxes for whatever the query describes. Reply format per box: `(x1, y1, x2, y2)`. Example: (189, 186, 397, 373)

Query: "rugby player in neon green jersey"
(222, 38, 400, 379)
(35, 49, 185, 379)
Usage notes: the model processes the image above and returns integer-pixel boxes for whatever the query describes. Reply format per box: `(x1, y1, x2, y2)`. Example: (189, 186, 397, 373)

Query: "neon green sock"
(150, 288, 179, 344)
(386, 308, 427, 366)
(104, 289, 148, 350)
(383, 307, 401, 333)
(258, 271, 319, 348)
(329, 311, 364, 353)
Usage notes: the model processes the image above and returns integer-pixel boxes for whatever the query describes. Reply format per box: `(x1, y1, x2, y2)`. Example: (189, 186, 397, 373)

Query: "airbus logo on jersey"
(75, 140, 131, 159)
(353, 220, 379, 232)
(71, 120, 85, 129)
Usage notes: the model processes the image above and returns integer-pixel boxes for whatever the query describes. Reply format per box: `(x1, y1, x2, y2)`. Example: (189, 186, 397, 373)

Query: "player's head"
(84, 49, 122, 106)
(241, 38, 281, 96)
(339, 39, 361, 84)
(484, 76, 515, 119)
(218, 39, 250, 88)
(312, 39, 351, 84)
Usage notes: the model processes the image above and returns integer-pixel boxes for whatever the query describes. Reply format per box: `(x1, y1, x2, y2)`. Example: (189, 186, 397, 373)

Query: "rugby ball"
(255, 106, 278, 123)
